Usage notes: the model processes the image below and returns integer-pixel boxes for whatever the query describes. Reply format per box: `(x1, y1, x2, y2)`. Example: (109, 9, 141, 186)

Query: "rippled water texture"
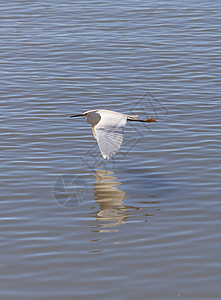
(1, 1, 221, 299)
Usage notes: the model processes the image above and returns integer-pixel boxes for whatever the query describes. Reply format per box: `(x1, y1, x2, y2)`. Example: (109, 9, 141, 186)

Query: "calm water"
(1, 1, 221, 299)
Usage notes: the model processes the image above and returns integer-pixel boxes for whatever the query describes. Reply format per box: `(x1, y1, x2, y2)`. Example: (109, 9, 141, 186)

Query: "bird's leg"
(144, 118, 157, 122)
(127, 118, 157, 123)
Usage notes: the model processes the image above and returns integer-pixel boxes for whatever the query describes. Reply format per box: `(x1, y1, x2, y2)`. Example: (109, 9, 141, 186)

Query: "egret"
(70, 109, 157, 159)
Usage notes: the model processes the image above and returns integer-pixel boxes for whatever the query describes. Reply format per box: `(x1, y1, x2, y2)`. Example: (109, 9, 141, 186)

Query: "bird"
(70, 109, 157, 159)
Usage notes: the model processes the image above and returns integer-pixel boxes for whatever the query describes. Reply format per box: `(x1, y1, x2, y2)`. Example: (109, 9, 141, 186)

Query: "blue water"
(1, 1, 221, 299)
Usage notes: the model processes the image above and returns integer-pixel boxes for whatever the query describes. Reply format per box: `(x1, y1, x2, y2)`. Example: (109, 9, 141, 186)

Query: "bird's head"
(70, 110, 101, 125)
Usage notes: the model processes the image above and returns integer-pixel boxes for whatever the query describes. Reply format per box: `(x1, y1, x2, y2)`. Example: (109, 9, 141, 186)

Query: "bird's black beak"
(70, 114, 84, 118)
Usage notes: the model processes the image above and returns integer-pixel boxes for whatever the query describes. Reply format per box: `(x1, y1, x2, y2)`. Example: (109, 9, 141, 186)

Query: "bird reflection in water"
(92, 169, 141, 232)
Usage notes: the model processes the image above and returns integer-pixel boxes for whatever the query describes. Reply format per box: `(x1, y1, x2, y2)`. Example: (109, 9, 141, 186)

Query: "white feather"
(94, 110, 127, 159)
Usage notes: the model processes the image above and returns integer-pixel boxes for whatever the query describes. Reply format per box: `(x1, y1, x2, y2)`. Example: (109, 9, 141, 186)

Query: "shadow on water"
(52, 166, 162, 233)
(90, 169, 160, 233)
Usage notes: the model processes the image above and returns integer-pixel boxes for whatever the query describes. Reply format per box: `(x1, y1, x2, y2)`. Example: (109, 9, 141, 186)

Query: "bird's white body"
(83, 109, 133, 159)
(71, 109, 156, 159)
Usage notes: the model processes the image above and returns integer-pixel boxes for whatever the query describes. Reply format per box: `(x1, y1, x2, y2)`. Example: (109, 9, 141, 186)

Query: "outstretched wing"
(94, 111, 127, 159)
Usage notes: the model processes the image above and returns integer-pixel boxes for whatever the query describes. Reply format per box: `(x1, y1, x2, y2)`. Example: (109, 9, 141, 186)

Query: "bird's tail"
(127, 115, 138, 120)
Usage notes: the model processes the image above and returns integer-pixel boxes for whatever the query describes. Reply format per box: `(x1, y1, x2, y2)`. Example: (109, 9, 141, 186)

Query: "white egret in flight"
(70, 109, 157, 159)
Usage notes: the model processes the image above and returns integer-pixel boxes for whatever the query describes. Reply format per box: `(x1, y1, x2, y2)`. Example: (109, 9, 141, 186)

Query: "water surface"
(1, 1, 221, 299)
